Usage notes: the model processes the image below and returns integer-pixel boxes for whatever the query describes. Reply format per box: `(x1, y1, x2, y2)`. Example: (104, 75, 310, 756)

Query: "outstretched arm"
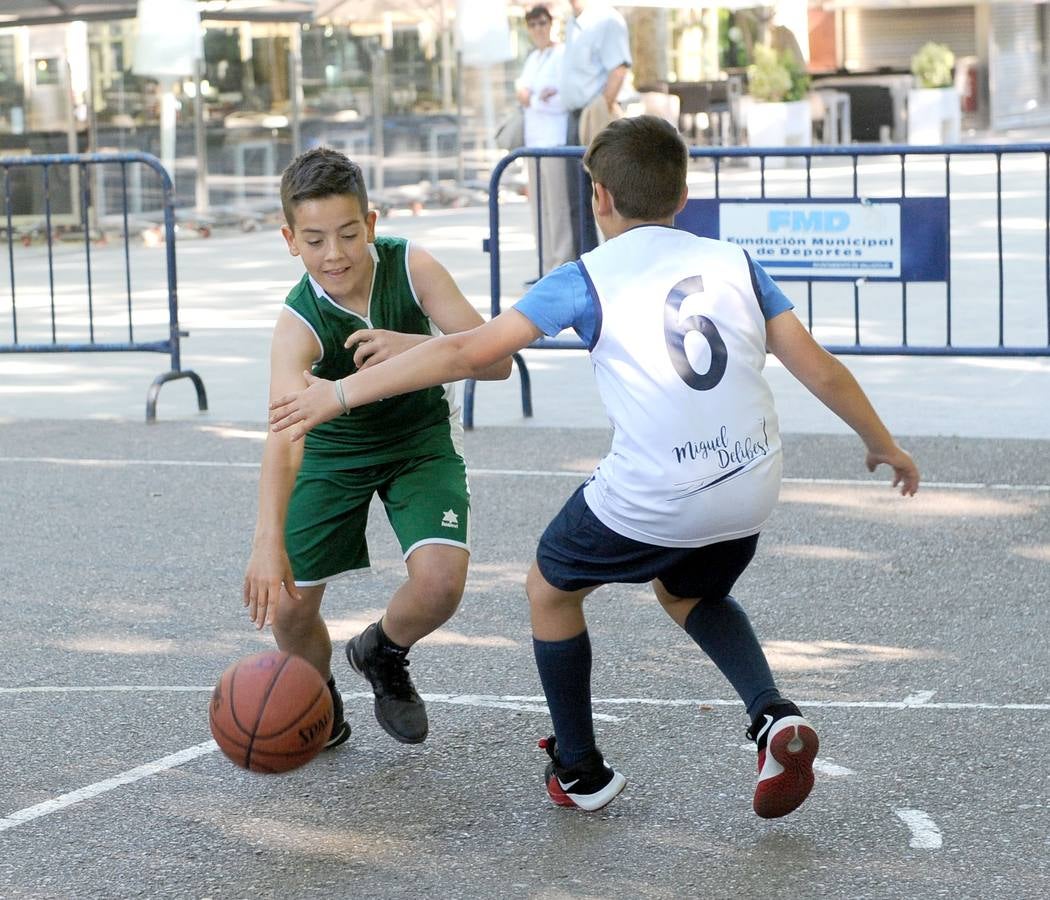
(270, 309, 542, 441)
(766, 310, 919, 495)
(343, 246, 512, 382)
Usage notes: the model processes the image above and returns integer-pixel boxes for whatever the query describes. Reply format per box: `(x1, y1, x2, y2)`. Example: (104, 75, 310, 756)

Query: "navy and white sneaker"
(538, 735, 626, 812)
(746, 699, 818, 818)
(324, 677, 351, 750)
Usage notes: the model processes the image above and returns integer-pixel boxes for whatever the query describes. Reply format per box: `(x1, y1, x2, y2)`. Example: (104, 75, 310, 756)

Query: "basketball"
(208, 650, 333, 774)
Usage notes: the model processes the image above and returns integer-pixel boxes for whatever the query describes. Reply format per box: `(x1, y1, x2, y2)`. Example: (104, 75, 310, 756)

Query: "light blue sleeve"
(598, 16, 632, 71)
(746, 253, 795, 320)
(512, 263, 597, 346)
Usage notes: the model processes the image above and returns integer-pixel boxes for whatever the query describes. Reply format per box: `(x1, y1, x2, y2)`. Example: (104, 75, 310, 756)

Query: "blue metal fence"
(0, 151, 206, 422)
(464, 142, 1050, 428)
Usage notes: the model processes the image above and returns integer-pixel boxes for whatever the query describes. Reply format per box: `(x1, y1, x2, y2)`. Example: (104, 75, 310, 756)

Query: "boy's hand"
(270, 371, 341, 441)
(345, 328, 427, 370)
(243, 546, 301, 630)
(866, 446, 920, 496)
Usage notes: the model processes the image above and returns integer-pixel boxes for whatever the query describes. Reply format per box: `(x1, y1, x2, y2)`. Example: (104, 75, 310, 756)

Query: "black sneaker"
(324, 677, 351, 750)
(746, 699, 818, 818)
(538, 735, 626, 812)
(346, 623, 428, 744)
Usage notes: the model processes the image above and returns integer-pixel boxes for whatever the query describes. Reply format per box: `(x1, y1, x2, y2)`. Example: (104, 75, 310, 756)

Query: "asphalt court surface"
(1, 420, 1048, 899)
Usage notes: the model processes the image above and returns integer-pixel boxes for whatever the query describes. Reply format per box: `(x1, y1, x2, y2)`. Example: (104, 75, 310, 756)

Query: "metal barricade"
(0, 151, 206, 422)
(464, 142, 1050, 428)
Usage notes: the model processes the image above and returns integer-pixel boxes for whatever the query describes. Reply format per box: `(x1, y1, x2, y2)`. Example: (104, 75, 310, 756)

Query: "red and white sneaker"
(538, 735, 626, 812)
(747, 700, 819, 819)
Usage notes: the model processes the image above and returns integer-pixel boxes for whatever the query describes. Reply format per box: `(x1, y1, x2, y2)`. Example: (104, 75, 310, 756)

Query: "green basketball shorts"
(285, 450, 470, 585)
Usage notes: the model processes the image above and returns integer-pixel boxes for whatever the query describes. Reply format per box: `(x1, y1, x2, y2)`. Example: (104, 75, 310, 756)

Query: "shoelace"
(373, 648, 416, 699)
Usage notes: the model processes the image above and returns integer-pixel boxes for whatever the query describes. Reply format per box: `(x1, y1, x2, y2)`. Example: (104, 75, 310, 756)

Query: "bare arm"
(243, 311, 318, 627)
(766, 310, 919, 495)
(270, 309, 542, 441)
(344, 245, 512, 382)
(603, 64, 628, 108)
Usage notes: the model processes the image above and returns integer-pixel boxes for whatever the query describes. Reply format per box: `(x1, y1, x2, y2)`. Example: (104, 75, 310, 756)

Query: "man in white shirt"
(560, 0, 632, 255)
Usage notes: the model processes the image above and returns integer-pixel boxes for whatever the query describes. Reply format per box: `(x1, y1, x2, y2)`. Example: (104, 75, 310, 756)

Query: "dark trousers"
(566, 109, 599, 257)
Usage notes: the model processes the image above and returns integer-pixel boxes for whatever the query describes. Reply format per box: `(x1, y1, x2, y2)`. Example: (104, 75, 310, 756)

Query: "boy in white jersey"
(268, 118, 920, 816)
(243, 148, 511, 750)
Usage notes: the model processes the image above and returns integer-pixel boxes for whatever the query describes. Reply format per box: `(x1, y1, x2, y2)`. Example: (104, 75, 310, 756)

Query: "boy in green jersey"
(243, 147, 511, 748)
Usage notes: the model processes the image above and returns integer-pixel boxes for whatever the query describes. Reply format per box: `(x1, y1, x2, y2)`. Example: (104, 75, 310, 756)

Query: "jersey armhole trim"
(283, 306, 324, 365)
(402, 240, 425, 312)
(575, 260, 603, 351)
(742, 248, 771, 321)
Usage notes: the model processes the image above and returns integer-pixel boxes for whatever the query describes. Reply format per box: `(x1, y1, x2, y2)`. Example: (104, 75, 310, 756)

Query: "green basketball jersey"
(284, 236, 459, 471)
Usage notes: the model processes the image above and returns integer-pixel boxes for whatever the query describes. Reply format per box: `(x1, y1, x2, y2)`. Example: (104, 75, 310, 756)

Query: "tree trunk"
(625, 8, 668, 91)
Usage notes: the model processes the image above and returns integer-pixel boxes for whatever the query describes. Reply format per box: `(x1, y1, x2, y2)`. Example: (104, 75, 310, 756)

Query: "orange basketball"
(208, 650, 333, 774)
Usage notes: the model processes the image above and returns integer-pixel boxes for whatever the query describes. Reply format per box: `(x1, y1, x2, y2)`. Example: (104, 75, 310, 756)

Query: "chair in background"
(811, 89, 851, 144)
(668, 77, 744, 146)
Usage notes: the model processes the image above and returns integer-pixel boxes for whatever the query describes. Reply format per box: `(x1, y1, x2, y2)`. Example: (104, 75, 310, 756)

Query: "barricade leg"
(146, 370, 208, 423)
(463, 378, 476, 430)
(514, 352, 533, 419)
(461, 352, 533, 431)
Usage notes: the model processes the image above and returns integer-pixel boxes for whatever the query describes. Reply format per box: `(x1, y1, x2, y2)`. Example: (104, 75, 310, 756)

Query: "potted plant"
(907, 42, 961, 144)
(744, 44, 812, 153)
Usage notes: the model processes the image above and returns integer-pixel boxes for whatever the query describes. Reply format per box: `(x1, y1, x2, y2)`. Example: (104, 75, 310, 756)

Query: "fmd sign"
(676, 197, 948, 282)
(721, 202, 900, 278)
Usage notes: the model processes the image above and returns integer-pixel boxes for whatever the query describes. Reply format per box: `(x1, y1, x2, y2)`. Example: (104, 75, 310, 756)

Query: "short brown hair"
(583, 115, 688, 221)
(280, 146, 369, 228)
(525, 5, 552, 23)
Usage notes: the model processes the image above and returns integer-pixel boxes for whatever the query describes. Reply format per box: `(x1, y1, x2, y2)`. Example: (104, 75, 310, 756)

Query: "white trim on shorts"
(403, 536, 470, 561)
(293, 566, 372, 587)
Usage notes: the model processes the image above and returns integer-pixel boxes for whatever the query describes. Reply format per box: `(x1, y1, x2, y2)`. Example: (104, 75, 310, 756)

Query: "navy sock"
(682, 595, 781, 721)
(532, 630, 595, 768)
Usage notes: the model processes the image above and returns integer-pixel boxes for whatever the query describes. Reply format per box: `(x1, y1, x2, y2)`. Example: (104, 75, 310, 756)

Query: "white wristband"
(334, 378, 350, 415)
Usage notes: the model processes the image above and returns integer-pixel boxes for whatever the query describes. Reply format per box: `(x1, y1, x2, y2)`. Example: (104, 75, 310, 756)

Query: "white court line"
(813, 759, 856, 777)
(903, 690, 937, 706)
(0, 685, 215, 693)
(737, 744, 856, 777)
(0, 689, 1036, 837)
(2, 686, 1049, 711)
(424, 692, 621, 721)
(895, 808, 944, 849)
(0, 455, 1047, 492)
(0, 457, 259, 469)
(0, 741, 216, 833)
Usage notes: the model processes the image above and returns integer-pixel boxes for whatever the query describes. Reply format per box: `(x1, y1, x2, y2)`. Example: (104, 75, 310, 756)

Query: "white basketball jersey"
(580, 225, 782, 547)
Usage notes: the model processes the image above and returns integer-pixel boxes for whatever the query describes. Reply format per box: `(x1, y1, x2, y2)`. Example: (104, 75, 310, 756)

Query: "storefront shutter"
(988, 2, 1045, 129)
(843, 6, 976, 71)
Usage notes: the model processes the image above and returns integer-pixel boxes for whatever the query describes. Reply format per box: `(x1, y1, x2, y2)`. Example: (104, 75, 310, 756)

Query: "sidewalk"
(1, 197, 1048, 440)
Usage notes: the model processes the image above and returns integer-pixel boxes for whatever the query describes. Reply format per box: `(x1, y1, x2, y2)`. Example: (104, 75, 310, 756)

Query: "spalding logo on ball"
(209, 650, 333, 773)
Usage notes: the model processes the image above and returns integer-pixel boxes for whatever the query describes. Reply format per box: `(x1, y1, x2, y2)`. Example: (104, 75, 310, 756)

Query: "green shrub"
(747, 44, 810, 103)
(911, 42, 954, 89)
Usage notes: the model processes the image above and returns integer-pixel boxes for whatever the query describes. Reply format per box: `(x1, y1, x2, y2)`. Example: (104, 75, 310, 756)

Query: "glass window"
(0, 34, 25, 134)
(300, 25, 371, 116)
(34, 58, 60, 87)
(203, 28, 244, 96)
(1040, 3, 1050, 105)
(87, 22, 155, 130)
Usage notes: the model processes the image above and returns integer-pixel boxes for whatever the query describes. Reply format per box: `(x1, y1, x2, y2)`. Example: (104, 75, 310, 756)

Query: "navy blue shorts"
(536, 484, 759, 598)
